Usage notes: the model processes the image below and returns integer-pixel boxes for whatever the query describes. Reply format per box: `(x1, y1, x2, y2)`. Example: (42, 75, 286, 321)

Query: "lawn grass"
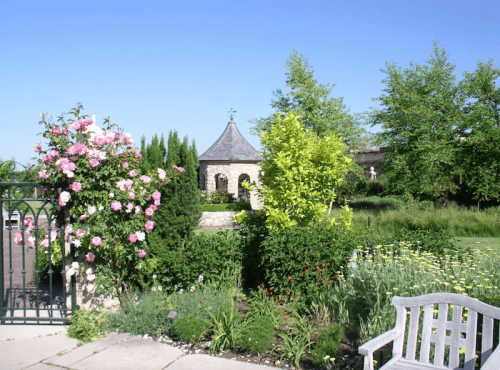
(453, 236, 500, 253)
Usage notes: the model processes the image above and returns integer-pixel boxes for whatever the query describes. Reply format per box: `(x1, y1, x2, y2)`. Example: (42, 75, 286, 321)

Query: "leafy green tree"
(257, 113, 352, 231)
(249, 50, 365, 147)
(457, 60, 500, 205)
(139, 136, 150, 173)
(372, 41, 466, 203)
(147, 134, 163, 169)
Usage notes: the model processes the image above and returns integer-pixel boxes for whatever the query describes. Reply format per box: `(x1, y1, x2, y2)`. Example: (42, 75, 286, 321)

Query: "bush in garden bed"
(151, 230, 243, 293)
(260, 222, 368, 301)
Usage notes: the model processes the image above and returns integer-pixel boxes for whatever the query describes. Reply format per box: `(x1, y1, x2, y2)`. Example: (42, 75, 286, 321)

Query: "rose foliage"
(35, 104, 183, 305)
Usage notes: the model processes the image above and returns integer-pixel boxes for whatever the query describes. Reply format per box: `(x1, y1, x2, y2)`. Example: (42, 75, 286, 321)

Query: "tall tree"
(148, 132, 201, 250)
(372, 41, 466, 203)
(249, 50, 365, 147)
(457, 60, 500, 205)
(147, 134, 163, 169)
(159, 134, 167, 165)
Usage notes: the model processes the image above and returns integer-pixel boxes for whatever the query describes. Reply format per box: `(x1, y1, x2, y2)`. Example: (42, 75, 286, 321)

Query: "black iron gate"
(0, 161, 75, 324)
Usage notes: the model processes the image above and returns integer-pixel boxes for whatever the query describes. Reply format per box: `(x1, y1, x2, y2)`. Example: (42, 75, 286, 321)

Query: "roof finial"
(228, 107, 237, 121)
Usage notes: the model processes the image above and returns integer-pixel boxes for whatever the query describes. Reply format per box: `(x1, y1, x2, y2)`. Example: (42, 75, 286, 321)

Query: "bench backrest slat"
(392, 293, 500, 369)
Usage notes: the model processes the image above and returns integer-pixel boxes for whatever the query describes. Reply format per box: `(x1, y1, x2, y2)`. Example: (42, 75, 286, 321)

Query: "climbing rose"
(58, 191, 71, 206)
(33, 142, 42, 153)
(141, 175, 151, 184)
(145, 220, 154, 231)
(85, 252, 95, 262)
(88, 206, 96, 215)
(136, 231, 145, 241)
(138, 249, 146, 258)
(122, 161, 129, 168)
(129, 234, 138, 243)
(76, 228, 85, 238)
(129, 170, 138, 177)
(145, 207, 154, 217)
(14, 232, 22, 245)
(69, 182, 82, 192)
(110, 201, 122, 211)
(90, 159, 100, 168)
(91, 237, 102, 246)
(129, 192, 135, 200)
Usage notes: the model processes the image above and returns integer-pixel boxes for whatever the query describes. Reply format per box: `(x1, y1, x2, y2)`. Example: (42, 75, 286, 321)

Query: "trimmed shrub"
(238, 314, 276, 353)
(153, 230, 243, 292)
(311, 324, 344, 368)
(167, 286, 232, 321)
(260, 223, 368, 301)
(201, 203, 251, 212)
(173, 315, 209, 343)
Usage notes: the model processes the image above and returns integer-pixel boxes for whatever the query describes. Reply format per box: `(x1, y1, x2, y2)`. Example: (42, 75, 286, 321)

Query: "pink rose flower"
(129, 192, 135, 200)
(85, 252, 95, 262)
(88, 206, 96, 215)
(91, 236, 102, 246)
(41, 238, 49, 248)
(80, 214, 89, 220)
(58, 191, 71, 206)
(145, 207, 154, 217)
(135, 152, 142, 158)
(122, 161, 129, 168)
(152, 191, 161, 201)
(71, 121, 82, 130)
(76, 228, 85, 238)
(39, 169, 50, 179)
(33, 142, 42, 153)
(138, 249, 146, 258)
(149, 204, 157, 211)
(145, 220, 154, 231)
(69, 182, 82, 192)
(52, 126, 62, 136)
(67, 143, 89, 156)
(110, 201, 122, 211)
(14, 232, 22, 245)
(90, 159, 100, 168)
(154, 200, 160, 206)
(129, 170, 138, 177)
(129, 233, 138, 243)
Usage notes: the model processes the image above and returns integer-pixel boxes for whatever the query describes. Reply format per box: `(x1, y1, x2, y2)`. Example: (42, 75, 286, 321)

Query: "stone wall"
(199, 161, 263, 210)
(199, 211, 240, 227)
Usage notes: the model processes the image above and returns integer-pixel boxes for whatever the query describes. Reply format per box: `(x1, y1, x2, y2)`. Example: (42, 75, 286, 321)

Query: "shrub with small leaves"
(173, 315, 209, 343)
(68, 308, 108, 343)
(311, 324, 343, 369)
(238, 314, 275, 354)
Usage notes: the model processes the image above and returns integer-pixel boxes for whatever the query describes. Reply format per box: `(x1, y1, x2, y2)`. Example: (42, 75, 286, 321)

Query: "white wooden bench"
(359, 293, 500, 370)
(2, 204, 20, 229)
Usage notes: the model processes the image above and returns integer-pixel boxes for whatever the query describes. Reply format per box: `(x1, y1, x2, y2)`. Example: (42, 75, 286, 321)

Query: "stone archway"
(215, 173, 228, 193)
(238, 173, 250, 202)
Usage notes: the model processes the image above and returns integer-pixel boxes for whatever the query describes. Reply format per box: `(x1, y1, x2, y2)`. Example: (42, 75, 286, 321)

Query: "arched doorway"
(215, 173, 228, 193)
(238, 173, 250, 202)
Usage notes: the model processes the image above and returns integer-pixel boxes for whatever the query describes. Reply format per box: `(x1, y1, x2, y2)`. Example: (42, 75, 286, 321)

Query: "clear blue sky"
(1, 0, 498, 167)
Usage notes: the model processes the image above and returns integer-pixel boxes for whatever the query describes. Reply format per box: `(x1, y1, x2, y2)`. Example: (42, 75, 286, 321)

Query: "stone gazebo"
(199, 118, 263, 210)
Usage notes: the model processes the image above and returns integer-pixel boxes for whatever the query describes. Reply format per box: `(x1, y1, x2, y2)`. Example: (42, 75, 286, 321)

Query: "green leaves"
(260, 113, 351, 231)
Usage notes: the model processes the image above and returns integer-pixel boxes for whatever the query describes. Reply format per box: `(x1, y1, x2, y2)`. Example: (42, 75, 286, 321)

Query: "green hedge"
(201, 203, 251, 212)
(260, 223, 369, 302)
(153, 231, 243, 292)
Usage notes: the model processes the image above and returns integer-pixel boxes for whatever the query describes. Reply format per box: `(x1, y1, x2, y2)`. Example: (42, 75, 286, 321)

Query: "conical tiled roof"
(199, 120, 263, 161)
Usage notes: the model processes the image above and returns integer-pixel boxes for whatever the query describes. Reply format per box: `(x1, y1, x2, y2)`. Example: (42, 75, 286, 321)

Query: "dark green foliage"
(260, 223, 368, 301)
(200, 189, 236, 204)
(107, 292, 171, 336)
(201, 203, 251, 212)
(238, 315, 276, 353)
(154, 231, 243, 293)
(173, 315, 209, 343)
(167, 286, 232, 321)
(237, 209, 269, 290)
(148, 132, 201, 251)
(383, 228, 469, 257)
(311, 324, 343, 368)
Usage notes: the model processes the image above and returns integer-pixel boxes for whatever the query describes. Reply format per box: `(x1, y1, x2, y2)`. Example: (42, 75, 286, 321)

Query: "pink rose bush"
(35, 104, 182, 306)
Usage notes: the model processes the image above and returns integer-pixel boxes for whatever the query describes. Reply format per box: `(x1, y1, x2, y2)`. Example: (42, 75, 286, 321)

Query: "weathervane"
(228, 108, 237, 120)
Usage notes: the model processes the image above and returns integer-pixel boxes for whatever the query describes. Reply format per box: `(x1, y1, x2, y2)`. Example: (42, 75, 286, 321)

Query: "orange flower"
(270, 287, 273, 290)
(287, 291, 290, 295)
(326, 276, 330, 280)
(295, 297, 299, 300)
(329, 280, 333, 285)
(263, 289, 267, 294)
(305, 261, 309, 265)
(322, 263, 326, 267)
(305, 269, 309, 272)
(291, 280, 295, 283)
(288, 276, 292, 280)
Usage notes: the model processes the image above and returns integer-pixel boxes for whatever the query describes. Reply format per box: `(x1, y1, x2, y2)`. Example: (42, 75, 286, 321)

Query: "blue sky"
(0, 0, 498, 167)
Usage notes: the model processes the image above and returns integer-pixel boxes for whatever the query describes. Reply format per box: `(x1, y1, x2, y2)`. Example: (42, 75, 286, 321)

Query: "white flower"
(152, 286, 157, 292)
(59, 191, 71, 203)
(67, 268, 75, 276)
(86, 268, 93, 275)
(157, 286, 162, 291)
(109, 192, 114, 198)
(135, 205, 142, 214)
(72, 239, 81, 248)
(158, 168, 166, 180)
(66, 172, 74, 178)
(152, 274, 157, 280)
(65, 224, 73, 233)
(179, 289, 184, 294)
(136, 231, 146, 241)
(86, 274, 96, 282)
(98, 206, 104, 211)
(198, 275, 203, 283)
(71, 262, 79, 269)
(190, 286, 195, 292)
(88, 206, 96, 215)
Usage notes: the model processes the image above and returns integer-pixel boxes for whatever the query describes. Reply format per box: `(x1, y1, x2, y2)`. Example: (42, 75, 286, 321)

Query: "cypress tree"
(147, 134, 163, 169)
(139, 135, 151, 173)
(159, 134, 167, 165)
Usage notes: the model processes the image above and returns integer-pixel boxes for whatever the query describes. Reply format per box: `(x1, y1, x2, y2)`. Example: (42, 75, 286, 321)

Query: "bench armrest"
(481, 346, 500, 370)
(359, 328, 403, 356)
(358, 329, 403, 370)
